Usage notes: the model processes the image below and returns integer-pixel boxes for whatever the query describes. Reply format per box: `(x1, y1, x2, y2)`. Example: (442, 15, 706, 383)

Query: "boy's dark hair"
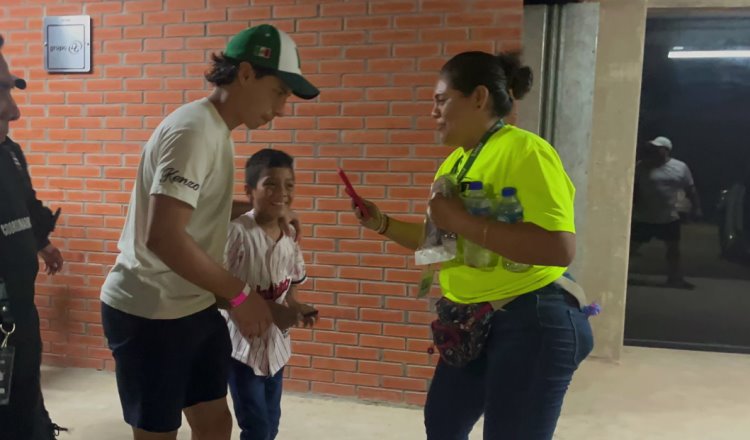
(440, 51, 533, 119)
(205, 52, 278, 86)
(245, 148, 295, 187)
(0, 34, 4, 50)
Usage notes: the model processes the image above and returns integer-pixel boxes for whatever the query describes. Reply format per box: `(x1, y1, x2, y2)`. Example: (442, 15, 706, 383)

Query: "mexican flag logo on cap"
(254, 46, 272, 59)
(224, 24, 320, 100)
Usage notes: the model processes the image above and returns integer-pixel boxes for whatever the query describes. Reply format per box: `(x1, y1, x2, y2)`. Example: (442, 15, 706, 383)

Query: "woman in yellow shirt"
(354, 52, 594, 440)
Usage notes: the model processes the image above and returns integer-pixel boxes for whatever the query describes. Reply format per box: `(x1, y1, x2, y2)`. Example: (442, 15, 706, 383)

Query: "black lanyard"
(0, 278, 12, 326)
(450, 119, 505, 182)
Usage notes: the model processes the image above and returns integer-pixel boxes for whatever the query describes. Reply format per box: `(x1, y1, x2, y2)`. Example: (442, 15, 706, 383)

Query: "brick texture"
(1, 0, 522, 405)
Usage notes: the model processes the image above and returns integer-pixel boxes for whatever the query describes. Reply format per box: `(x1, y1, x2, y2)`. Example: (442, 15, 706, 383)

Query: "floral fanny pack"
(430, 297, 495, 368)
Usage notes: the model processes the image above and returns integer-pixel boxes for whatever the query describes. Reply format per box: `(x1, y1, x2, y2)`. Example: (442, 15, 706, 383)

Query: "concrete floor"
(626, 223, 750, 351)
(629, 223, 750, 280)
(42, 347, 750, 440)
(625, 275, 750, 351)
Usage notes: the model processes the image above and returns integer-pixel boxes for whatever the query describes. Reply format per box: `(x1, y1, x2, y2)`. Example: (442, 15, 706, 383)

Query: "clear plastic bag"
(415, 175, 459, 266)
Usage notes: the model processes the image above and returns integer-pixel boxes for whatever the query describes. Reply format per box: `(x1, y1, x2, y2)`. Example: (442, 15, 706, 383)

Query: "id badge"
(0, 345, 14, 406)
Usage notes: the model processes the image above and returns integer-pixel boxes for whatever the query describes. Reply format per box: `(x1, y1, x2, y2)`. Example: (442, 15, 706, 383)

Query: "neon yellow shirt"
(435, 125, 576, 304)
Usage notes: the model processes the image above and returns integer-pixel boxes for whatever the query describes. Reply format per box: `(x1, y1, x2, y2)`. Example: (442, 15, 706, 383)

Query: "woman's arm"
(428, 194, 576, 267)
(382, 217, 425, 251)
(354, 199, 425, 251)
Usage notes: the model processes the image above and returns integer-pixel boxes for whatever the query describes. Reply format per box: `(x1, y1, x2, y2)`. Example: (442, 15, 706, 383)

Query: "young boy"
(223, 148, 317, 440)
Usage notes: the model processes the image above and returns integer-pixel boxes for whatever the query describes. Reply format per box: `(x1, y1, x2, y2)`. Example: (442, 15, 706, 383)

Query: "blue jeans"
(424, 284, 594, 440)
(228, 359, 284, 440)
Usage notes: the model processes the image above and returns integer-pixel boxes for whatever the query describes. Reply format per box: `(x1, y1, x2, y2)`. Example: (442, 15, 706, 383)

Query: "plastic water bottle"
(461, 182, 497, 269)
(496, 187, 531, 273)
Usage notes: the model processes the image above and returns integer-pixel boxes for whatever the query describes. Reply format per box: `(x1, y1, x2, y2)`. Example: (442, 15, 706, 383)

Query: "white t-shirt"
(221, 211, 306, 376)
(633, 158, 694, 224)
(101, 98, 235, 319)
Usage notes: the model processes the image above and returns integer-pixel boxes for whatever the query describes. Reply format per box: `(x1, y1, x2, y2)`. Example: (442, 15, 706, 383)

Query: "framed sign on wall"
(43, 15, 91, 73)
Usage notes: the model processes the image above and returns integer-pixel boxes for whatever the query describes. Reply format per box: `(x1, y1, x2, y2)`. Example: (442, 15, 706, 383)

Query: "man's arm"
(146, 194, 272, 336)
(9, 140, 65, 274)
(147, 194, 245, 299)
(10, 141, 59, 250)
(686, 185, 702, 218)
(231, 200, 252, 220)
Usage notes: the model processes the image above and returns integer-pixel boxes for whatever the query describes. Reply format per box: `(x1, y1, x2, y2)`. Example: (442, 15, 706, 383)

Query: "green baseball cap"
(225, 24, 319, 100)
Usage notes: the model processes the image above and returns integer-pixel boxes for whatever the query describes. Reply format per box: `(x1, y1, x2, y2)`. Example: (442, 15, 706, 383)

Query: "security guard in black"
(0, 33, 64, 440)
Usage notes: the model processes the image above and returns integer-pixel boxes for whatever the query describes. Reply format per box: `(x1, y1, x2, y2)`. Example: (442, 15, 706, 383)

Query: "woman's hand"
(352, 198, 426, 251)
(428, 193, 472, 234)
(352, 199, 384, 232)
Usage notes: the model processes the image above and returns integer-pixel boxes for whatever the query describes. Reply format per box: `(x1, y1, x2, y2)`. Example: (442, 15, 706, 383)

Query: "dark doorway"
(626, 12, 750, 354)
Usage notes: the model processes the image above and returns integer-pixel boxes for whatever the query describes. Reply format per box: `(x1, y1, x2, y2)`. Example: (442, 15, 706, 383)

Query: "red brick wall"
(1, 0, 522, 405)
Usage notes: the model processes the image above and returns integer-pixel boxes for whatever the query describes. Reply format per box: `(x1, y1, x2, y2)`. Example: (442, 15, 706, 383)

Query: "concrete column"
(517, 5, 548, 136)
(580, 0, 648, 360)
(552, 3, 600, 278)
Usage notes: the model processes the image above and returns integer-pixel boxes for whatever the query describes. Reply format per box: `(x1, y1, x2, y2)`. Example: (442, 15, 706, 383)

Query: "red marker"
(337, 168, 370, 220)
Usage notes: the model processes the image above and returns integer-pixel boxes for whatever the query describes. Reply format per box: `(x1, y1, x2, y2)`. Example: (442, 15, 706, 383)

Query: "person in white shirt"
(99, 25, 319, 440)
(223, 149, 317, 440)
(632, 136, 702, 289)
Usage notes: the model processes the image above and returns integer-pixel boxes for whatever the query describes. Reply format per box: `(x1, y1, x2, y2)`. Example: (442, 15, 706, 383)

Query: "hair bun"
(495, 52, 533, 100)
(511, 66, 533, 100)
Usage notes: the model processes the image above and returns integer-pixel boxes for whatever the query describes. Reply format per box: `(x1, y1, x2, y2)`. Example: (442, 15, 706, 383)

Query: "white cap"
(648, 136, 673, 150)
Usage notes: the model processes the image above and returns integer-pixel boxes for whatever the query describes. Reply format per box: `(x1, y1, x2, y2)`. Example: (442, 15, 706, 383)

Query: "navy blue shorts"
(631, 220, 681, 243)
(101, 303, 232, 433)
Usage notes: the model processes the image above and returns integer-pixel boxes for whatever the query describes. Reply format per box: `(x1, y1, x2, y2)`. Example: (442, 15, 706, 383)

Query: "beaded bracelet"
(377, 214, 390, 235)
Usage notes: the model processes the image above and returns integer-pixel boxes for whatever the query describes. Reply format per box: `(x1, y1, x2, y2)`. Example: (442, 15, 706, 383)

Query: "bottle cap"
(501, 187, 517, 197)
